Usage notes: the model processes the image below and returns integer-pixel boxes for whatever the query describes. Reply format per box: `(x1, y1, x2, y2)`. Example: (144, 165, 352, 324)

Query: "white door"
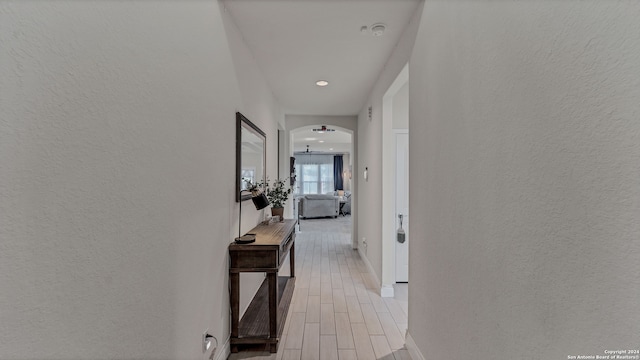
(395, 132, 409, 282)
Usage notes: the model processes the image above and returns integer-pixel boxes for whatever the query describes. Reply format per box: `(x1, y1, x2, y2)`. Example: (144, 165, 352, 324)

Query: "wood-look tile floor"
(228, 216, 411, 360)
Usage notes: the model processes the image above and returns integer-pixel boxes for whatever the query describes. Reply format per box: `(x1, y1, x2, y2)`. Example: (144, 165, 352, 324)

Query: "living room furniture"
(338, 197, 347, 216)
(229, 219, 296, 353)
(298, 194, 339, 218)
(329, 190, 351, 215)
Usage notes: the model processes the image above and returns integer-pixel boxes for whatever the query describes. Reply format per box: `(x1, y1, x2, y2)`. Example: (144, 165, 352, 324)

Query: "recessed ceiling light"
(329, 148, 334, 150)
(316, 80, 329, 87)
(319, 140, 325, 143)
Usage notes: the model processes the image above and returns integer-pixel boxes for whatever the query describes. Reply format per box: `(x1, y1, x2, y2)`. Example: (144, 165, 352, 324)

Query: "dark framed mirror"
(236, 112, 266, 202)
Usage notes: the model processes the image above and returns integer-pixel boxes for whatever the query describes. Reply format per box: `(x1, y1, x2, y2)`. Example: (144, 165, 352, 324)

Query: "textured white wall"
(0, 1, 281, 359)
(409, 2, 640, 359)
(220, 2, 285, 322)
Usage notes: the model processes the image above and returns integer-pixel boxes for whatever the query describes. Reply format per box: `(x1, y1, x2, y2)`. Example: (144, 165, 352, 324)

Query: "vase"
(271, 207, 284, 222)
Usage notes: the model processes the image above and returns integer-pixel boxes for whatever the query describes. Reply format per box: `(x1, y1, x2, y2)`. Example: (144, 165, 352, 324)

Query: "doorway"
(381, 64, 409, 296)
(288, 123, 356, 245)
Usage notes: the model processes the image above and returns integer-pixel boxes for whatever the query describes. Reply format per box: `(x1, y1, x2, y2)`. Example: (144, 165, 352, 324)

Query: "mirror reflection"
(236, 112, 266, 201)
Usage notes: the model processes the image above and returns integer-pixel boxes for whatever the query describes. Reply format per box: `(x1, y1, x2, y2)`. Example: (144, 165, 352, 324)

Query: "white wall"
(408, 2, 640, 359)
(0, 1, 281, 359)
(356, 4, 423, 288)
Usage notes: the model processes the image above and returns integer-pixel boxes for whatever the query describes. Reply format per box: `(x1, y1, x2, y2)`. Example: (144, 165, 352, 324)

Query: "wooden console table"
(229, 219, 296, 353)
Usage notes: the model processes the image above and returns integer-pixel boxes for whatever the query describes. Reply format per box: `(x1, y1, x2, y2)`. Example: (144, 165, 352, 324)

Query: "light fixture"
(316, 80, 329, 87)
(371, 23, 386, 37)
(319, 140, 325, 143)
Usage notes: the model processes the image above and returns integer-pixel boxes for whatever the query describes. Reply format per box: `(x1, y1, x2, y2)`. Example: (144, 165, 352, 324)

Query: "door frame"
(381, 64, 409, 297)
(394, 130, 409, 283)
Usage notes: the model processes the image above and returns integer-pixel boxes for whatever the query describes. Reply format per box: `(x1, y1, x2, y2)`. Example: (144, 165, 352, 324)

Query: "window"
(295, 154, 334, 194)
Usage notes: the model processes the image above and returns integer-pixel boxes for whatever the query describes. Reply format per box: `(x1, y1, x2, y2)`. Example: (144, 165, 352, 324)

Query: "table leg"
(290, 241, 295, 278)
(268, 272, 278, 353)
(230, 272, 239, 353)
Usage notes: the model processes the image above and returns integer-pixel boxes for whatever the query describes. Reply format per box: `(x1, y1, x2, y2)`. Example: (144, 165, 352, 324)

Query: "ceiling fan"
(312, 125, 335, 133)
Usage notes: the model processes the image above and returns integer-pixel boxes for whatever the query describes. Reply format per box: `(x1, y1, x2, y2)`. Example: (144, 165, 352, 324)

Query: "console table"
(229, 219, 296, 353)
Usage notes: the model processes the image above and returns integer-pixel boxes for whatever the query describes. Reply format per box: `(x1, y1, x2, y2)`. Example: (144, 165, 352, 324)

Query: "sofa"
(298, 194, 340, 219)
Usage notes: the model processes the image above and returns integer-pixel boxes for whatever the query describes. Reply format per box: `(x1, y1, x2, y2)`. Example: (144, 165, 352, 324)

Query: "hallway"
(230, 217, 410, 360)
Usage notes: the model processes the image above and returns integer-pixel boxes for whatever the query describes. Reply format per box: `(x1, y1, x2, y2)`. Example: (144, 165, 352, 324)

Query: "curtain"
(296, 154, 334, 165)
(333, 155, 343, 191)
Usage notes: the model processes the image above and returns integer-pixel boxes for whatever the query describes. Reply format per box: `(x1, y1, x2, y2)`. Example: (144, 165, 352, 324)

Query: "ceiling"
(223, 0, 421, 116)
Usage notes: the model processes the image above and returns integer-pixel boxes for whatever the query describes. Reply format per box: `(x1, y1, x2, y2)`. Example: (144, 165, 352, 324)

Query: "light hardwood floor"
(228, 217, 411, 360)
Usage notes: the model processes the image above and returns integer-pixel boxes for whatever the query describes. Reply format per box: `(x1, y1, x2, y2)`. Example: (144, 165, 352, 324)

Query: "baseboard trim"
(214, 336, 230, 360)
(405, 332, 425, 360)
(357, 247, 378, 285)
(381, 284, 395, 298)
(356, 247, 394, 298)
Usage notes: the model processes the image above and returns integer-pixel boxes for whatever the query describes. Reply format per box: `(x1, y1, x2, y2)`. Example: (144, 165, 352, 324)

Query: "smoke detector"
(370, 23, 386, 36)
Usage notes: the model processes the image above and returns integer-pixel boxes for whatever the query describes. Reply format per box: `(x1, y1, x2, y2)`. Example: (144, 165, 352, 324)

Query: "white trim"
(213, 336, 230, 360)
(405, 332, 426, 360)
(381, 63, 409, 289)
(357, 247, 377, 283)
(357, 247, 395, 297)
(381, 284, 395, 298)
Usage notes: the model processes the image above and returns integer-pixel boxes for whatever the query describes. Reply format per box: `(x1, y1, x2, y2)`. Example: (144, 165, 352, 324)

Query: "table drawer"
(230, 249, 278, 270)
(279, 233, 294, 264)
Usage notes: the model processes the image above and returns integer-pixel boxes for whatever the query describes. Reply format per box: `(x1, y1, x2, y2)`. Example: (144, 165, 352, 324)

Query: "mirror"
(236, 112, 266, 202)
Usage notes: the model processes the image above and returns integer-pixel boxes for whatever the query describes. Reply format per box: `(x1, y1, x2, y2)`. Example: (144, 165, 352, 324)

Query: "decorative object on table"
(235, 180, 269, 244)
(258, 178, 291, 222)
(235, 233, 257, 244)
